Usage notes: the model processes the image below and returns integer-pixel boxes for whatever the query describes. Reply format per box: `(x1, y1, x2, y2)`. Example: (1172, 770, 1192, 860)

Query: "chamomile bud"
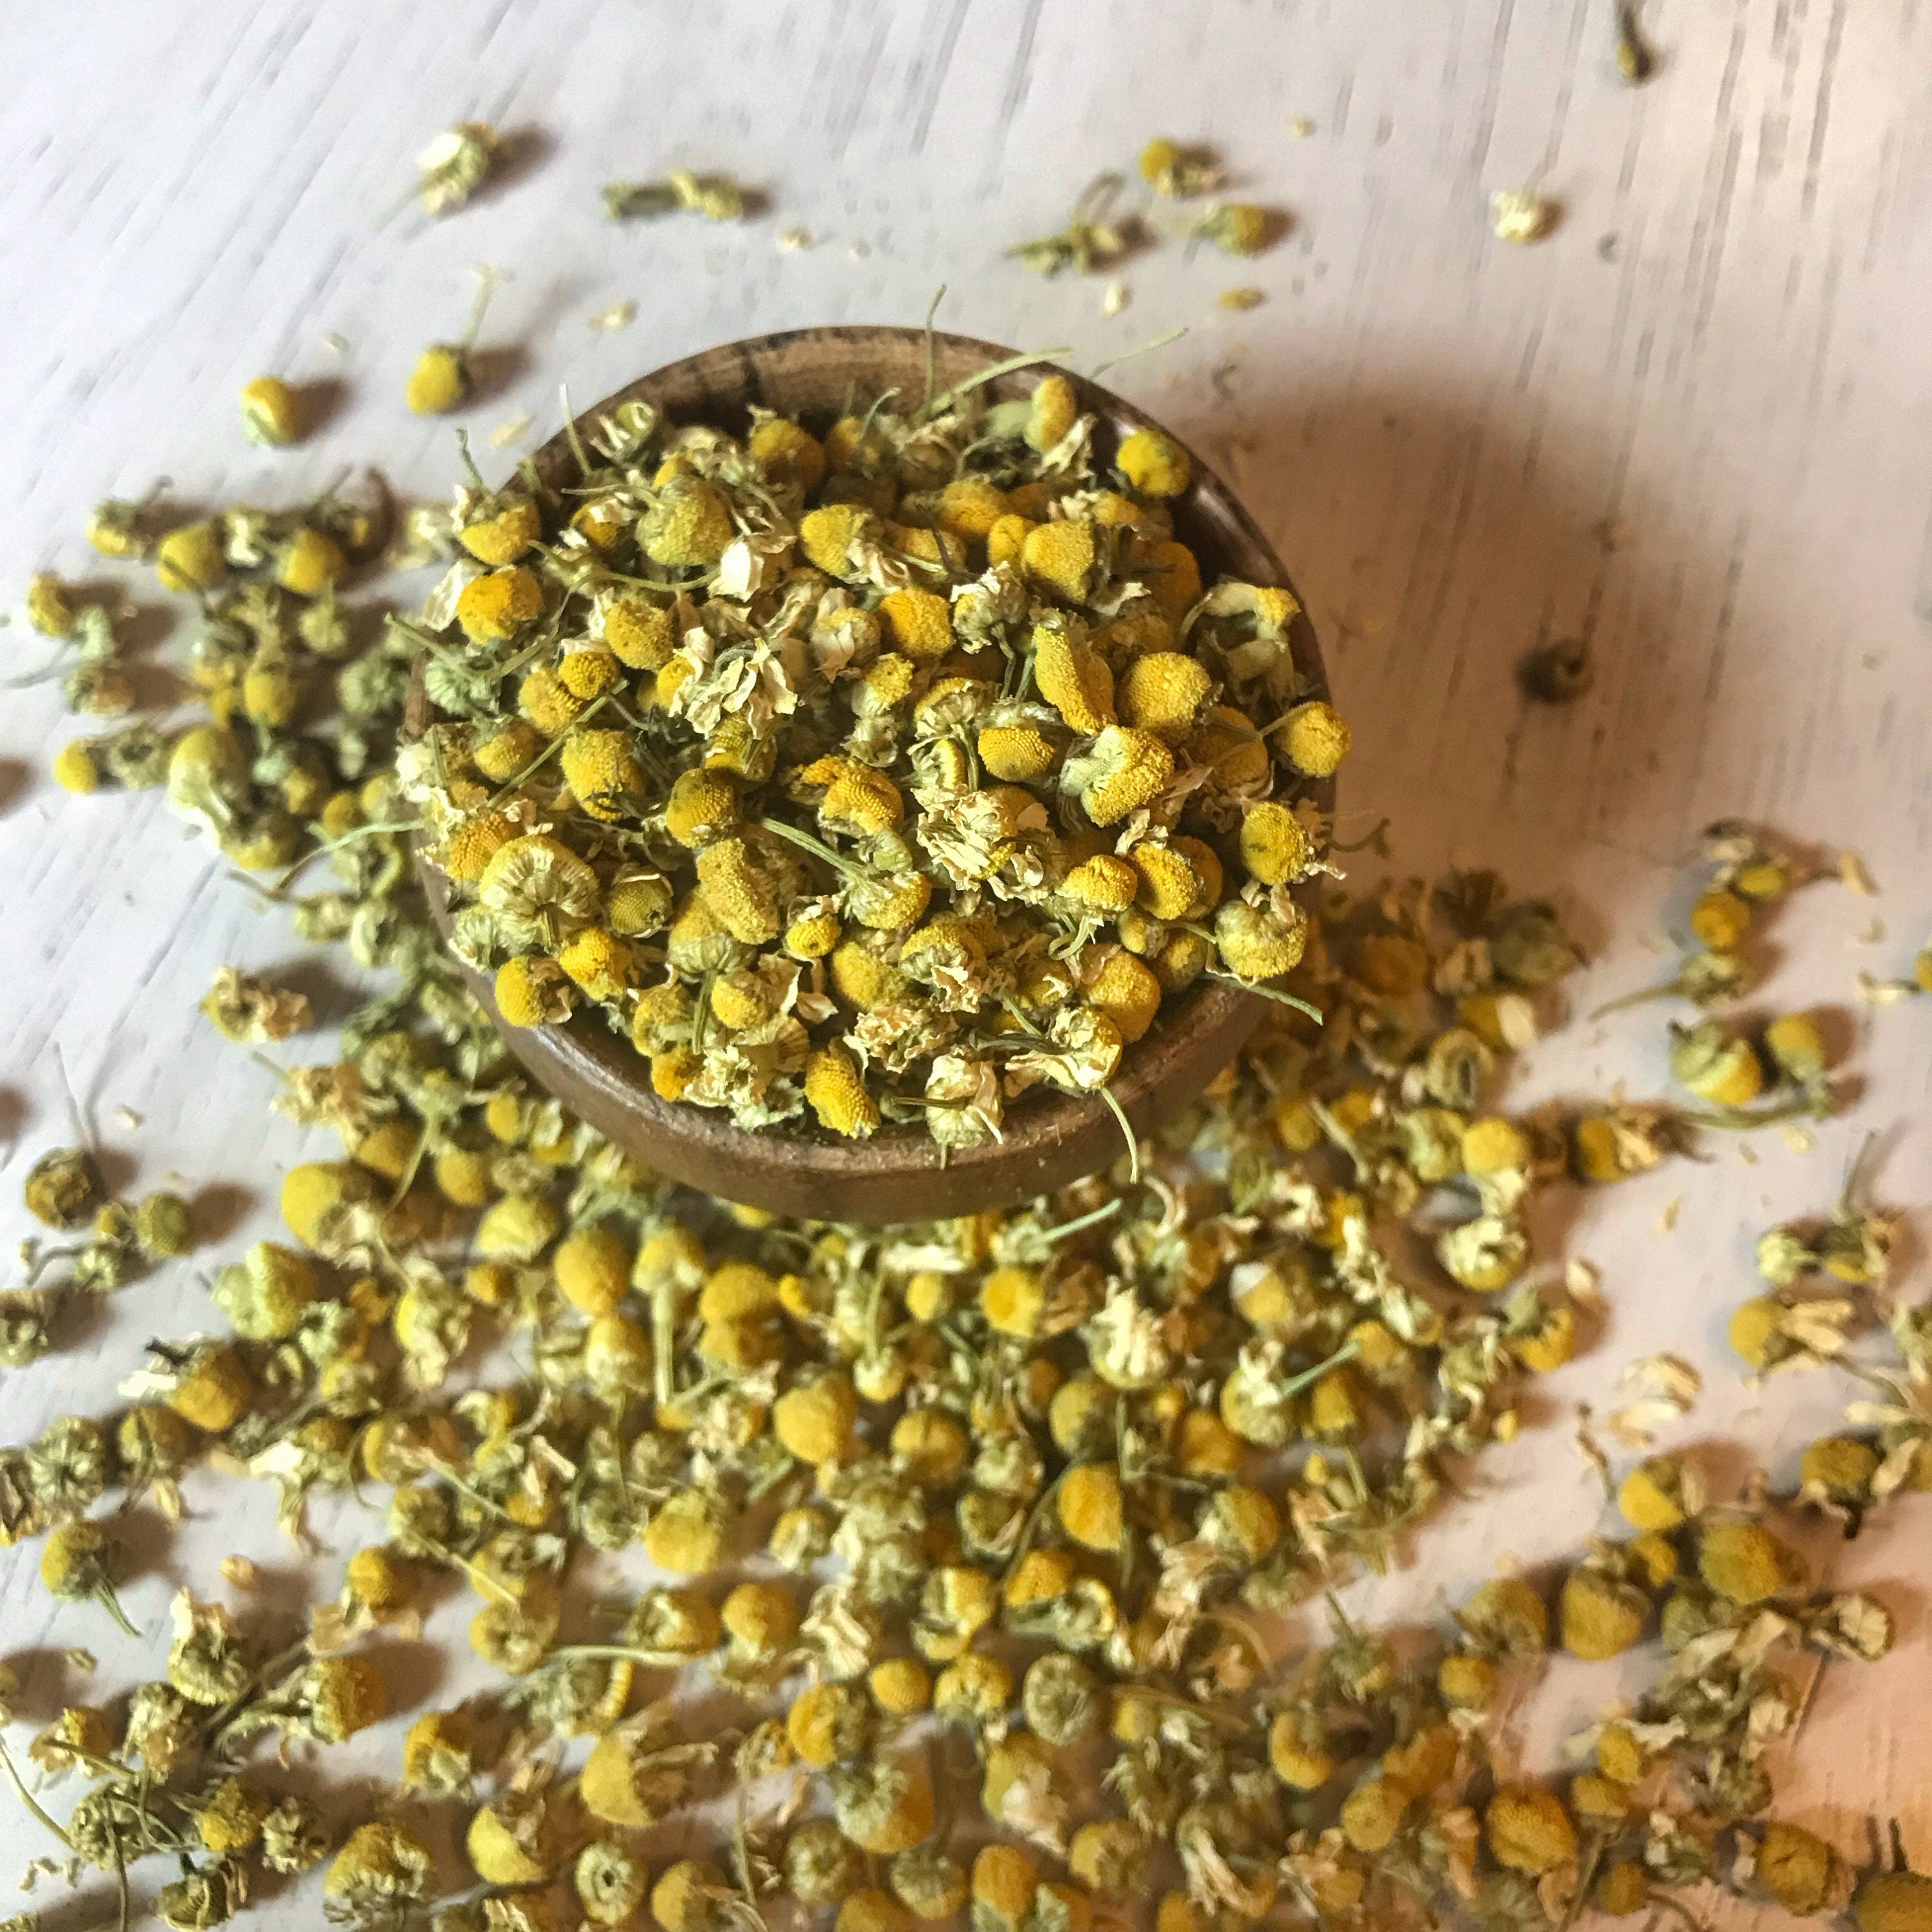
(239, 376, 303, 447)
(1484, 1786, 1577, 1873)
(408, 344, 471, 415)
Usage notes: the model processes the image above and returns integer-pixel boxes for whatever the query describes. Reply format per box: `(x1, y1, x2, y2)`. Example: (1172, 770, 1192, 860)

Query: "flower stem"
(0, 1738, 71, 1846)
(96, 1581, 142, 1639)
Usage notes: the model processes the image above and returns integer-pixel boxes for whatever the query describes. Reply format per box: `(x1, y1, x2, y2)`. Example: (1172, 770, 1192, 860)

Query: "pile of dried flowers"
(2, 193, 1924, 1932)
(400, 368, 1341, 1150)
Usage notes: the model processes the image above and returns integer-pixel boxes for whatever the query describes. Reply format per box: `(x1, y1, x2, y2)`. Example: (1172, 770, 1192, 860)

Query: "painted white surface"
(0, 0, 1928, 1913)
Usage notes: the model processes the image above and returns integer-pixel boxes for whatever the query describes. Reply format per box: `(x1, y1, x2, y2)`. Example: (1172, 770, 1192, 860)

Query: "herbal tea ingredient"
(402, 370, 1339, 1148)
(10, 323, 1922, 1932)
(11, 515, 1926, 1932)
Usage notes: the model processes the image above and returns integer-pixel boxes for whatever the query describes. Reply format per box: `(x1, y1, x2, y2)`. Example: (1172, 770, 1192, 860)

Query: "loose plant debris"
(6, 99, 1929, 1932)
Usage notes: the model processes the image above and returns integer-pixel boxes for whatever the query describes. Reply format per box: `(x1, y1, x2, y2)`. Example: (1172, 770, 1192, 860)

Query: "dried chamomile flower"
(1190, 202, 1279, 256)
(1669, 1018, 1765, 1108)
(402, 1707, 481, 1793)
(1697, 1517, 1804, 1604)
(326, 1819, 436, 1923)
(137, 1189, 195, 1258)
(167, 1589, 256, 1705)
(1484, 1785, 1577, 1873)
(24, 1146, 105, 1229)
(201, 965, 313, 1043)
(28, 1703, 115, 1782)
(28, 1414, 115, 1517)
(604, 170, 750, 222)
(408, 268, 498, 415)
(1490, 187, 1557, 243)
(1617, 1453, 1703, 1531)
(155, 1857, 249, 1930)
(39, 1518, 140, 1636)
(578, 1839, 651, 1924)
(580, 1708, 717, 1825)
(260, 1794, 330, 1873)
(240, 375, 303, 448)
(1010, 175, 1139, 275)
(404, 121, 500, 217)
(0, 1289, 55, 1367)
(1138, 137, 1224, 198)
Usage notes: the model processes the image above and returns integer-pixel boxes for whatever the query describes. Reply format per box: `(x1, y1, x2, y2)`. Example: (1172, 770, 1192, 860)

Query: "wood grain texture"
(0, 0, 1928, 1906)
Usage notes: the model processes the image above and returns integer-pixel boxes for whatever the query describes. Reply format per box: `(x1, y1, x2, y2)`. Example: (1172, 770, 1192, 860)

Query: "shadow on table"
(1168, 365, 1759, 881)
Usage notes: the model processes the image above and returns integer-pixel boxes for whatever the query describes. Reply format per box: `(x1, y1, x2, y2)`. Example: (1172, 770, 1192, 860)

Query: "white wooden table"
(1, 0, 1928, 1915)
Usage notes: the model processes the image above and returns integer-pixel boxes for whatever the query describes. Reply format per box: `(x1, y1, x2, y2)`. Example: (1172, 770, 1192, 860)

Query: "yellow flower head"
(641, 474, 735, 567)
(459, 497, 542, 565)
(558, 647, 625, 701)
(1126, 841, 1206, 921)
(1032, 620, 1115, 734)
(554, 1222, 635, 1316)
(1689, 887, 1752, 950)
(473, 717, 544, 783)
(457, 566, 544, 643)
(643, 1490, 729, 1575)
(1067, 725, 1173, 826)
(978, 722, 1058, 782)
(1213, 899, 1309, 981)
(156, 520, 229, 594)
(475, 1192, 562, 1263)
(53, 741, 102, 793)
(1239, 800, 1310, 884)
(1084, 950, 1162, 1043)
(603, 596, 676, 668)
(936, 476, 1010, 538)
(1129, 536, 1202, 620)
(407, 344, 469, 415)
(805, 1045, 880, 1139)
(878, 587, 954, 661)
(802, 755, 904, 835)
(1060, 852, 1140, 912)
(979, 1264, 1044, 1338)
(1022, 518, 1099, 603)
(557, 927, 643, 1001)
(1698, 1519, 1801, 1604)
(1026, 374, 1079, 453)
(560, 728, 643, 821)
(276, 526, 345, 597)
(1117, 428, 1191, 498)
(493, 954, 573, 1027)
(665, 767, 739, 848)
(1558, 1567, 1648, 1659)
(1119, 650, 1212, 741)
(1057, 1462, 1124, 1550)
(799, 504, 880, 579)
(748, 415, 827, 493)
(1484, 1786, 1577, 1874)
(695, 837, 782, 945)
(1280, 699, 1351, 777)
(773, 1372, 859, 1465)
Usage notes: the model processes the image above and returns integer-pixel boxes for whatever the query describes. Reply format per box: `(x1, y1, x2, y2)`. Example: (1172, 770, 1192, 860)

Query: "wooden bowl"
(416, 325, 1331, 1223)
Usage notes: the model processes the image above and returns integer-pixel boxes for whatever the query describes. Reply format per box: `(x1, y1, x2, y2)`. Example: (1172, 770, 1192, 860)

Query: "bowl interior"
(419, 325, 1331, 1222)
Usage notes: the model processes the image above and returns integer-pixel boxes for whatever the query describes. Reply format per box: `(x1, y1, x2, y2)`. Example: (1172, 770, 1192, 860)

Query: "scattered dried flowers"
(1014, 144, 1285, 289)
(6, 126, 1926, 1932)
